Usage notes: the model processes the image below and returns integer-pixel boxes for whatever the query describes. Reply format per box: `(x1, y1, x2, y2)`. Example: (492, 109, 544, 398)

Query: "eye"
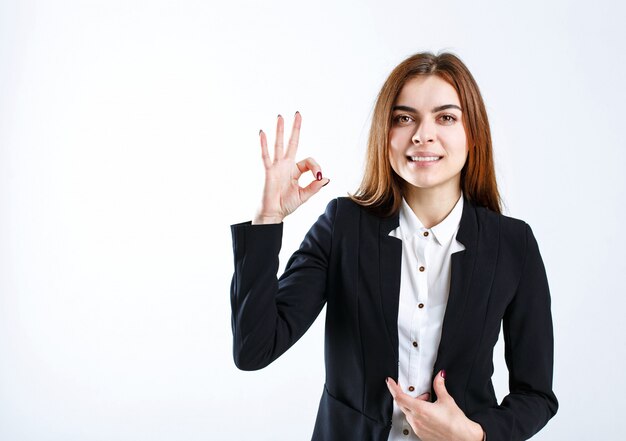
(393, 114, 414, 124)
(440, 114, 457, 124)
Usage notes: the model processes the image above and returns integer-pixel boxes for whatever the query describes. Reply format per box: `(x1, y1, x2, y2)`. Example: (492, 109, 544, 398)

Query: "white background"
(1, 0, 625, 439)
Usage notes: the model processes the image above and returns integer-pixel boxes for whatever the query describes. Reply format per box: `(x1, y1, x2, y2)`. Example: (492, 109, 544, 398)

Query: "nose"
(412, 119, 435, 145)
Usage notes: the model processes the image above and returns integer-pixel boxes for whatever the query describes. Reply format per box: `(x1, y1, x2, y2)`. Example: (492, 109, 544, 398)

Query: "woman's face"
(388, 75, 468, 196)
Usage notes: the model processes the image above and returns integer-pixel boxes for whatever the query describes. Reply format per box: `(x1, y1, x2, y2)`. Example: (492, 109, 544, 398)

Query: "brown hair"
(348, 50, 502, 216)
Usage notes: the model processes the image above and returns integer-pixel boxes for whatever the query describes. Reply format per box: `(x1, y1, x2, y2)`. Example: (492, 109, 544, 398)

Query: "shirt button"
(419, 265, 425, 272)
(418, 303, 424, 309)
(423, 231, 429, 237)
(403, 429, 410, 436)
(412, 341, 418, 347)
(408, 386, 415, 392)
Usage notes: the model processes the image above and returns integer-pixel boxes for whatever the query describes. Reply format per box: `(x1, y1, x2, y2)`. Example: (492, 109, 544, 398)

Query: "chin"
(404, 173, 463, 192)
(401, 176, 440, 190)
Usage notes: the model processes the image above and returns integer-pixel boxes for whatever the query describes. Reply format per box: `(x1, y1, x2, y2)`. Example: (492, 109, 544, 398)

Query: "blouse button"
(418, 303, 424, 309)
(403, 429, 410, 436)
(412, 341, 418, 347)
(408, 386, 415, 392)
(423, 231, 429, 237)
(419, 266, 425, 272)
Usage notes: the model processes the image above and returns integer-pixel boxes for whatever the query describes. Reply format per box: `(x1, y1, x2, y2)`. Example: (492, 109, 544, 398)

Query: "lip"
(406, 151, 443, 157)
(406, 156, 442, 167)
(406, 152, 443, 167)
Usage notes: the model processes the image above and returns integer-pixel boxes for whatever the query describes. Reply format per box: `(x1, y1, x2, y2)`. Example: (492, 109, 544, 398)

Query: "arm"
(230, 198, 337, 371)
(469, 223, 559, 440)
(230, 111, 332, 370)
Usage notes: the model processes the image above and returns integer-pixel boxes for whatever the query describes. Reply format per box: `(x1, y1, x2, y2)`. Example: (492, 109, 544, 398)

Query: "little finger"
(259, 129, 271, 169)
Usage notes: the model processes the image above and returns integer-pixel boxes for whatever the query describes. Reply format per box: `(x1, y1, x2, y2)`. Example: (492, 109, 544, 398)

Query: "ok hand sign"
(252, 112, 330, 225)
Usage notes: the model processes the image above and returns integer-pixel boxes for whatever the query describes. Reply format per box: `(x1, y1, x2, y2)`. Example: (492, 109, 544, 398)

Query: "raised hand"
(252, 112, 330, 224)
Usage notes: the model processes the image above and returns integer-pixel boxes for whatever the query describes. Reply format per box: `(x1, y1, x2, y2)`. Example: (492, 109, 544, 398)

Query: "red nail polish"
(441, 370, 446, 379)
(316, 172, 322, 180)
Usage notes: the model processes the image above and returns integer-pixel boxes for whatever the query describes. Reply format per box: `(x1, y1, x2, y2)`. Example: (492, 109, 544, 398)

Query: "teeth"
(409, 156, 441, 162)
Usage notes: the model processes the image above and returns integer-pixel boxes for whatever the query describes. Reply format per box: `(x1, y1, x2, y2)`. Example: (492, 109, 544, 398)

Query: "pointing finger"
(295, 157, 323, 181)
(386, 377, 400, 399)
(386, 378, 414, 413)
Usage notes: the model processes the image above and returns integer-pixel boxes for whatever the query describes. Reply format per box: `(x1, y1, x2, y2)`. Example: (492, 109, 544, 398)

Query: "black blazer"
(230, 195, 558, 441)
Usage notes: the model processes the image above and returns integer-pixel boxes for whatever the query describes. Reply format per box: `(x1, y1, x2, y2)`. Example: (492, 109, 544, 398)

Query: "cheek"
(447, 131, 468, 156)
(388, 127, 406, 145)
(386, 143, 402, 173)
(388, 132, 406, 156)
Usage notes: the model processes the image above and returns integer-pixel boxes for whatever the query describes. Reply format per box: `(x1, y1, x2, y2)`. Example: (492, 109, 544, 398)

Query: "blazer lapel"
(433, 195, 478, 372)
(379, 212, 402, 360)
(376, 195, 491, 371)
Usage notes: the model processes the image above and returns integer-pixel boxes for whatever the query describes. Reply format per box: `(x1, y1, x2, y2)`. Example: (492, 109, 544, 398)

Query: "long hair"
(348, 51, 502, 216)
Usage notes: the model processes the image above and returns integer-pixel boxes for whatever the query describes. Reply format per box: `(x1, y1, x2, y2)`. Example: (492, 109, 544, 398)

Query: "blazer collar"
(380, 192, 476, 245)
(391, 193, 465, 247)
(372, 192, 470, 235)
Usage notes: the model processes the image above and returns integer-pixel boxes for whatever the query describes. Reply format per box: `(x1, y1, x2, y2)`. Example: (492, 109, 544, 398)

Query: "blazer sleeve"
(229, 198, 337, 371)
(470, 223, 559, 440)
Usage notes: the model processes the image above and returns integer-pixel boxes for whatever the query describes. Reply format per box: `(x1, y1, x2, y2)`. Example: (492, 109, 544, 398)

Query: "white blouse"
(386, 192, 466, 441)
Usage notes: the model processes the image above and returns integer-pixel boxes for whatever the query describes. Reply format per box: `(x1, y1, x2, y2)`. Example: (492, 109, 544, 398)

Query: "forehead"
(395, 75, 461, 108)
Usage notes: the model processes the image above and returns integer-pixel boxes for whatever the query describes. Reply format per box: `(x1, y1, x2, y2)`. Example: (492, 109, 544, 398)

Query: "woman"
(229, 51, 558, 441)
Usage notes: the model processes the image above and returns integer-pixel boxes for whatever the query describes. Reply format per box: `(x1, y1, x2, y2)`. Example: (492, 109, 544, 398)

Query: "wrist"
(252, 215, 284, 225)
(467, 421, 485, 441)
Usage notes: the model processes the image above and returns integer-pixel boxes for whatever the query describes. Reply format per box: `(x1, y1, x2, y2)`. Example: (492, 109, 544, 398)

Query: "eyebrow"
(392, 104, 463, 113)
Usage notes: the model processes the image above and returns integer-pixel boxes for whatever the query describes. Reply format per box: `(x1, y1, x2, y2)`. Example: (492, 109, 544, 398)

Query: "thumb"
(433, 369, 451, 401)
(300, 178, 330, 203)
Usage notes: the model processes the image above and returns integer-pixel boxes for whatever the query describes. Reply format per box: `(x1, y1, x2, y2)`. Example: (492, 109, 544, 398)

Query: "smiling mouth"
(407, 156, 442, 162)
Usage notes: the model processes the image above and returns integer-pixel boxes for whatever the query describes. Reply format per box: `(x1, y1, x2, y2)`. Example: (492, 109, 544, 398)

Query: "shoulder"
(472, 203, 537, 254)
(316, 196, 386, 239)
(331, 196, 394, 226)
(321, 196, 371, 219)
(475, 204, 527, 234)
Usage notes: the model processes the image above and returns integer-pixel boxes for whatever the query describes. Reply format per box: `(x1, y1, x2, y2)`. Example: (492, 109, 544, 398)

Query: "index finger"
(285, 111, 302, 159)
(386, 378, 428, 414)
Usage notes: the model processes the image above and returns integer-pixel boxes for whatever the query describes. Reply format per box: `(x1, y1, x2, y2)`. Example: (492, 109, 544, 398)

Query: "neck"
(403, 184, 462, 229)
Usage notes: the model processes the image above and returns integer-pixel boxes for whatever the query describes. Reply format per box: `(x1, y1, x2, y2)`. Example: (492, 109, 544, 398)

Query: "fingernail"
(316, 171, 322, 181)
(277, 114, 282, 119)
(295, 110, 300, 116)
(322, 179, 330, 187)
(385, 377, 389, 384)
(441, 370, 446, 379)
(259, 129, 262, 135)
